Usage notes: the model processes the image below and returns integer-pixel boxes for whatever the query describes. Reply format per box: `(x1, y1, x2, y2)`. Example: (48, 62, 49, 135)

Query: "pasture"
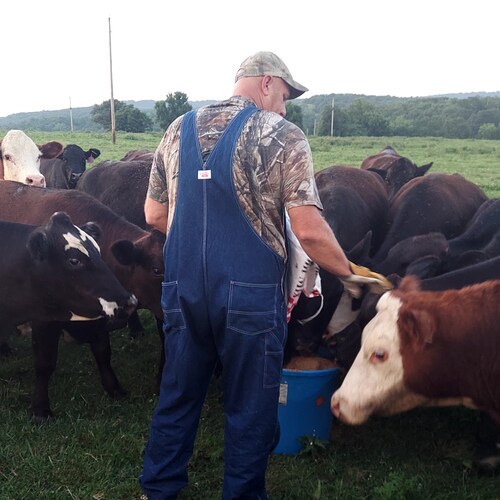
(1, 131, 499, 499)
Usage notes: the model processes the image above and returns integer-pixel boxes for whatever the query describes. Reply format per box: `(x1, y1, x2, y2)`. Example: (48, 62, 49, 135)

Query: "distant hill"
(127, 99, 217, 111)
(0, 99, 218, 132)
(432, 91, 500, 99)
(1, 92, 499, 133)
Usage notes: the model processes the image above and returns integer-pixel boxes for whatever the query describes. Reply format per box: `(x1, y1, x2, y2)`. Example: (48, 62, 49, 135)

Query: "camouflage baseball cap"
(235, 51, 308, 99)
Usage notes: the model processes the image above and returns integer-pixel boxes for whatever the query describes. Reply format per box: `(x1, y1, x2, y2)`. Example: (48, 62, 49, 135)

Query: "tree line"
(90, 92, 192, 132)
(1, 92, 499, 139)
(297, 93, 500, 139)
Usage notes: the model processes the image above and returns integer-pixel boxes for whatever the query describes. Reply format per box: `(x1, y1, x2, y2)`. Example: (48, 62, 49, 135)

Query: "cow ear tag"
(198, 170, 212, 180)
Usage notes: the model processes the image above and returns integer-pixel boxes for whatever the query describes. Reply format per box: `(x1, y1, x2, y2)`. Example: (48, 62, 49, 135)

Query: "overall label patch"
(198, 170, 212, 180)
(279, 382, 288, 405)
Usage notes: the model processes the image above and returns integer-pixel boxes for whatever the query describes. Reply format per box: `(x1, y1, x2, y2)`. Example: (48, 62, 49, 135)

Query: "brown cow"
(332, 275, 500, 471)
(361, 145, 433, 198)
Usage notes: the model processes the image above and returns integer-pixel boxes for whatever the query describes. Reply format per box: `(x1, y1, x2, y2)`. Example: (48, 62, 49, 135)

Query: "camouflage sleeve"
(146, 117, 183, 204)
(281, 123, 323, 211)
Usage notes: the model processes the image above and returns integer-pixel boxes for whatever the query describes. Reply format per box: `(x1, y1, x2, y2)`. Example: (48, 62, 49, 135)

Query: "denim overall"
(140, 105, 287, 499)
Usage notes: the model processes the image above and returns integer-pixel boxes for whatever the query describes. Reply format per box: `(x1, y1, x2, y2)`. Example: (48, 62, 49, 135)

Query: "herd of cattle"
(0, 131, 498, 472)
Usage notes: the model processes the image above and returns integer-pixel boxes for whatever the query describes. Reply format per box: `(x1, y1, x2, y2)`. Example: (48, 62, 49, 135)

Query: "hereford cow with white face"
(331, 275, 500, 469)
(0, 129, 63, 186)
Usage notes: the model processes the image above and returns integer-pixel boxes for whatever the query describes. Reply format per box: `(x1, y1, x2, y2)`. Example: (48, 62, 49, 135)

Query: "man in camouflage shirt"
(140, 51, 358, 500)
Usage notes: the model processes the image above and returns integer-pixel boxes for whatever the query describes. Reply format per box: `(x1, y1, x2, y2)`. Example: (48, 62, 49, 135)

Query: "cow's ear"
(27, 230, 49, 261)
(80, 222, 102, 242)
(367, 168, 387, 181)
(454, 250, 488, 268)
(416, 162, 433, 177)
(405, 255, 442, 279)
(400, 307, 436, 349)
(111, 240, 136, 266)
(151, 229, 166, 244)
(39, 141, 64, 159)
(86, 148, 101, 163)
(346, 231, 372, 263)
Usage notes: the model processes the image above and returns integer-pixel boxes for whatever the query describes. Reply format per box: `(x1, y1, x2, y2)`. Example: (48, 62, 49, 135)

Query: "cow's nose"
(26, 174, 46, 187)
(331, 396, 341, 418)
(123, 294, 139, 316)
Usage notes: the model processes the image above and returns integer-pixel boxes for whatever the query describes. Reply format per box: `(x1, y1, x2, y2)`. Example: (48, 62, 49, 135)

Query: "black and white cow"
(40, 144, 101, 189)
(0, 180, 164, 419)
(0, 211, 137, 337)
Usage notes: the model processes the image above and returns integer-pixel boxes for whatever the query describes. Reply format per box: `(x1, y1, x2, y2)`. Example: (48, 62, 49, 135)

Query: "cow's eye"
(152, 267, 163, 277)
(369, 349, 388, 364)
(4, 154, 12, 161)
(69, 257, 81, 267)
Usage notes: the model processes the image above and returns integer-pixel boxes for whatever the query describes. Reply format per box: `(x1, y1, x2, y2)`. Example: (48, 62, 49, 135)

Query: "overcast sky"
(1, 0, 498, 117)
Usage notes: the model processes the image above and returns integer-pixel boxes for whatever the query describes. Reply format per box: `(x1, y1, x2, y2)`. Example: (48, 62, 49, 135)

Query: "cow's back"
(76, 160, 152, 229)
(315, 165, 389, 255)
(0, 180, 144, 260)
(372, 173, 487, 264)
(360, 146, 400, 170)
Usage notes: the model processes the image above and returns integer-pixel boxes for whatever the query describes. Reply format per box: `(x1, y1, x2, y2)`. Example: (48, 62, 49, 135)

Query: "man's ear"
(261, 75, 272, 95)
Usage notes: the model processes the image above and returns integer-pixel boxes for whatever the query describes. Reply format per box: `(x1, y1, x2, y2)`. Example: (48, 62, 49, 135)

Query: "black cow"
(444, 197, 500, 271)
(120, 149, 154, 162)
(374, 197, 500, 278)
(0, 212, 136, 336)
(286, 234, 372, 369)
(76, 160, 152, 230)
(40, 144, 100, 189)
(286, 166, 390, 369)
(371, 173, 488, 267)
(360, 145, 433, 198)
(373, 232, 450, 278)
(0, 180, 164, 419)
(314, 165, 389, 256)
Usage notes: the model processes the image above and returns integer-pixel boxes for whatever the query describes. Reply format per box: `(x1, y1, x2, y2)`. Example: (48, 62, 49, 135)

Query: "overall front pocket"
(161, 281, 186, 334)
(227, 281, 278, 335)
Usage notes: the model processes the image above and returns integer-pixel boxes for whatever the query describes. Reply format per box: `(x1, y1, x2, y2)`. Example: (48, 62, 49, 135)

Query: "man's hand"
(340, 262, 393, 298)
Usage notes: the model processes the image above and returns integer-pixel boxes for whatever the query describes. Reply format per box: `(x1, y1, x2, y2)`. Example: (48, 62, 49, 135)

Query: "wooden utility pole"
(108, 17, 116, 144)
(330, 97, 335, 136)
(69, 97, 74, 132)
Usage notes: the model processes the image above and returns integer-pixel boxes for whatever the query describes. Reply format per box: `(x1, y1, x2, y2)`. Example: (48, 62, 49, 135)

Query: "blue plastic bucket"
(273, 367, 342, 455)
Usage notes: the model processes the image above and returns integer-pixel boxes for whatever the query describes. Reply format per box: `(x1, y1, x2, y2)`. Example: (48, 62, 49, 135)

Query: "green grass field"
(1, 132, 499, 499)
